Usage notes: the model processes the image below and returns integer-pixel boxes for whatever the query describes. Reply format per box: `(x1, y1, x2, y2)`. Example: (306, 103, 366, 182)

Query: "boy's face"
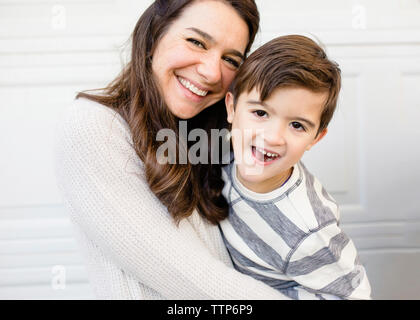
(225, 87, 328, 193)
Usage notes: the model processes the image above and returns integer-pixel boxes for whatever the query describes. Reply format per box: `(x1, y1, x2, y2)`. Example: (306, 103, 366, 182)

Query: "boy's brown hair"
(230, 35, 341, 135)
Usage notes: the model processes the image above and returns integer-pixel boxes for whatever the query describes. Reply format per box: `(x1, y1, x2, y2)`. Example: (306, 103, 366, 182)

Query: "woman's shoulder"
(57, 97, 132, 145)
(54, 97, 141, 171)
(64, 97, 128, 131)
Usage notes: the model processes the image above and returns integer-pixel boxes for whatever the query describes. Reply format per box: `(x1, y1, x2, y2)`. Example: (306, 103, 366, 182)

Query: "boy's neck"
(235, 166, 293, 194)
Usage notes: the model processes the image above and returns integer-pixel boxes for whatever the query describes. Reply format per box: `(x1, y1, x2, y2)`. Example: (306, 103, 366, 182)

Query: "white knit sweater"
(54, 98, 289, 300)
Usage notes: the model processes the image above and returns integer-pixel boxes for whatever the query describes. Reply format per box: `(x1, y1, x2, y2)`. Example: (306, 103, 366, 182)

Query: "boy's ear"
(306, 128, 328, 151)
(225, 92, 235, 124)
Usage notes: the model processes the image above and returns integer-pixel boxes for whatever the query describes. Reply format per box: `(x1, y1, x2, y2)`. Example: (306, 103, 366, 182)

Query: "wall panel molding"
(1, 0, 419, 299)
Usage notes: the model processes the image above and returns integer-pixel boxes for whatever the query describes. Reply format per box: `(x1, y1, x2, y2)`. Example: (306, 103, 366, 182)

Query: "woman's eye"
(187, 38, 205, 49)
(253, 110, 268, 118)
(291, 121, 305, 131)
(223, 57, 240, 68)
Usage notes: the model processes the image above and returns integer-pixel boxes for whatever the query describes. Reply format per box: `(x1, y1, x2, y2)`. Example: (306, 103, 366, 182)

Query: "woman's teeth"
(178, 77, 208, 97)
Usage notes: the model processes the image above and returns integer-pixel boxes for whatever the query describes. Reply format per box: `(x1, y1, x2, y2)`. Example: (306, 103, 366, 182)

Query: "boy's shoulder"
(290, 161, 341, 224)
(220, 158, 340, 225)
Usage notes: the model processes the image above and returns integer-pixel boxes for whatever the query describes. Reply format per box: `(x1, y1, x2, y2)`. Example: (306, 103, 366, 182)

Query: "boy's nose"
(264, 124, 286, 146)
(197, 53, 222, 85)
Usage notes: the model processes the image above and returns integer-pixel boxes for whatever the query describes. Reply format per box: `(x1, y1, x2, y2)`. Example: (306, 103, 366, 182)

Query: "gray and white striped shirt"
(219, 160, 371, 300)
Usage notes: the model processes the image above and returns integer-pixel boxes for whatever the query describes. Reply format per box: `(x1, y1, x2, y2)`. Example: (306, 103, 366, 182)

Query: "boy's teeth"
(178, 77, 208, 96)
(255, 147, 279, 158)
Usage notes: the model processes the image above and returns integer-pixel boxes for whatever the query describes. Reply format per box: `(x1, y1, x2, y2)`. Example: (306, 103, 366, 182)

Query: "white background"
(1, 0, 419, 299)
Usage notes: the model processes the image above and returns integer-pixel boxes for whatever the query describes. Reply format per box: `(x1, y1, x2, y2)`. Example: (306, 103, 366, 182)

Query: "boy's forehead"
(237, 87, 263, 102)
(236, 86, 289, 105)
(237, 86, 299, 102)
(237, 86, 328, 105)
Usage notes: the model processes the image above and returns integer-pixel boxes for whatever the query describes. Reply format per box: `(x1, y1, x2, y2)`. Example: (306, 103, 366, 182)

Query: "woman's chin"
(168, 100, 214, 119)
(170, 106, 202, 119)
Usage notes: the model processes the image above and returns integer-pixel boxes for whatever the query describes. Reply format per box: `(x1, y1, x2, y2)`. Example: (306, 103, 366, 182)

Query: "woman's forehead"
(172, 0, 249, 49)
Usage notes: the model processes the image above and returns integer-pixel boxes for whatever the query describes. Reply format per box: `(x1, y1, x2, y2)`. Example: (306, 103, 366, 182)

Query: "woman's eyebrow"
(187, 27, 214, 43)
(186, 27, 245, 61)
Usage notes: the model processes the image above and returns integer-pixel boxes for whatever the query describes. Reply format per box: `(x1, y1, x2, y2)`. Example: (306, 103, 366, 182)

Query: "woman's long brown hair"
(76, 0, 259, 225)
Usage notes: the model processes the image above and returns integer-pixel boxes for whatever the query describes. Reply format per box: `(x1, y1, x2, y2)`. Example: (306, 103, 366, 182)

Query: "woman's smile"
(177, 76, 209, 97)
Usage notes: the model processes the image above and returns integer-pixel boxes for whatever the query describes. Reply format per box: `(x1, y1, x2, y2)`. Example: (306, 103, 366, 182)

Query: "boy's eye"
(290, 121, 306, 131)
(253, 110, 268, 118)
(187, 38, 205, 49)
(223, 56, 240, 68)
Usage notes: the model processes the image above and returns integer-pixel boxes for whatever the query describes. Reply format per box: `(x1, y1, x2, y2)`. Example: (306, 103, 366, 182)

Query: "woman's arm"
(54, 98, 290, 300)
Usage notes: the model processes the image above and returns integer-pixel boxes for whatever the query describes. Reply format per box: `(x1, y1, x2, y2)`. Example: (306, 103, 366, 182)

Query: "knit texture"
(53, 98, 290, 300)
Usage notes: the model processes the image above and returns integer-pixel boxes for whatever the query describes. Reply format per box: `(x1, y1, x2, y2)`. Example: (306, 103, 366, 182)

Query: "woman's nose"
(197, 53, 222, 85)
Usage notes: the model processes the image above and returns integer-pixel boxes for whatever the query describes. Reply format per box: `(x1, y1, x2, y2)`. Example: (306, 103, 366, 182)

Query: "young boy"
(219, 35, 371, 300)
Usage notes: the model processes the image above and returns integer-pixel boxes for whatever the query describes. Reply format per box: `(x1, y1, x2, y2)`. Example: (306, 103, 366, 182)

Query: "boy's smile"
(226, 87, 328, 193)
(251, 145, 281, 165)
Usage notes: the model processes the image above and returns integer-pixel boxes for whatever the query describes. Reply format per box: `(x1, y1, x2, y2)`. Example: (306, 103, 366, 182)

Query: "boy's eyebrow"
(290, 117, 317, 129)
(186, 27, 245, 61)
(246, 99, 317, 129)
(246, 99, 273, 110)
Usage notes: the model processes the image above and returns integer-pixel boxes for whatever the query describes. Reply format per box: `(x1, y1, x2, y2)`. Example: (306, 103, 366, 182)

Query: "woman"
(54, 0, 287, 299)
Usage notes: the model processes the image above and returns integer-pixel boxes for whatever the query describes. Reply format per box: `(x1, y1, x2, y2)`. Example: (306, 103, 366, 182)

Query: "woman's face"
(152, 0, 249, 119)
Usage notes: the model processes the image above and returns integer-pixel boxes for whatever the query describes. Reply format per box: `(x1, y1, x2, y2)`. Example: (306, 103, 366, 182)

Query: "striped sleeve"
(284, 221, 372, 300)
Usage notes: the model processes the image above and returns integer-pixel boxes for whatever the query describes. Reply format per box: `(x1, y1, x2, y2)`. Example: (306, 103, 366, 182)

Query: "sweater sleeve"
(54, 99, 290, 300)
(285, 220, 372, 300)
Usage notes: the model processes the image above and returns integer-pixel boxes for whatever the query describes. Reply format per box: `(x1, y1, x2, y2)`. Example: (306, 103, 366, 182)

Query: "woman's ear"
(225, 92, 235, 124)
(306, 128, 328, 151)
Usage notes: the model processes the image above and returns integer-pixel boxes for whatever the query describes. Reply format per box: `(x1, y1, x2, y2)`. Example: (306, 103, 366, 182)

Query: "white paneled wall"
(1, 0, 419, 299)
(0, 0, 153, 300)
